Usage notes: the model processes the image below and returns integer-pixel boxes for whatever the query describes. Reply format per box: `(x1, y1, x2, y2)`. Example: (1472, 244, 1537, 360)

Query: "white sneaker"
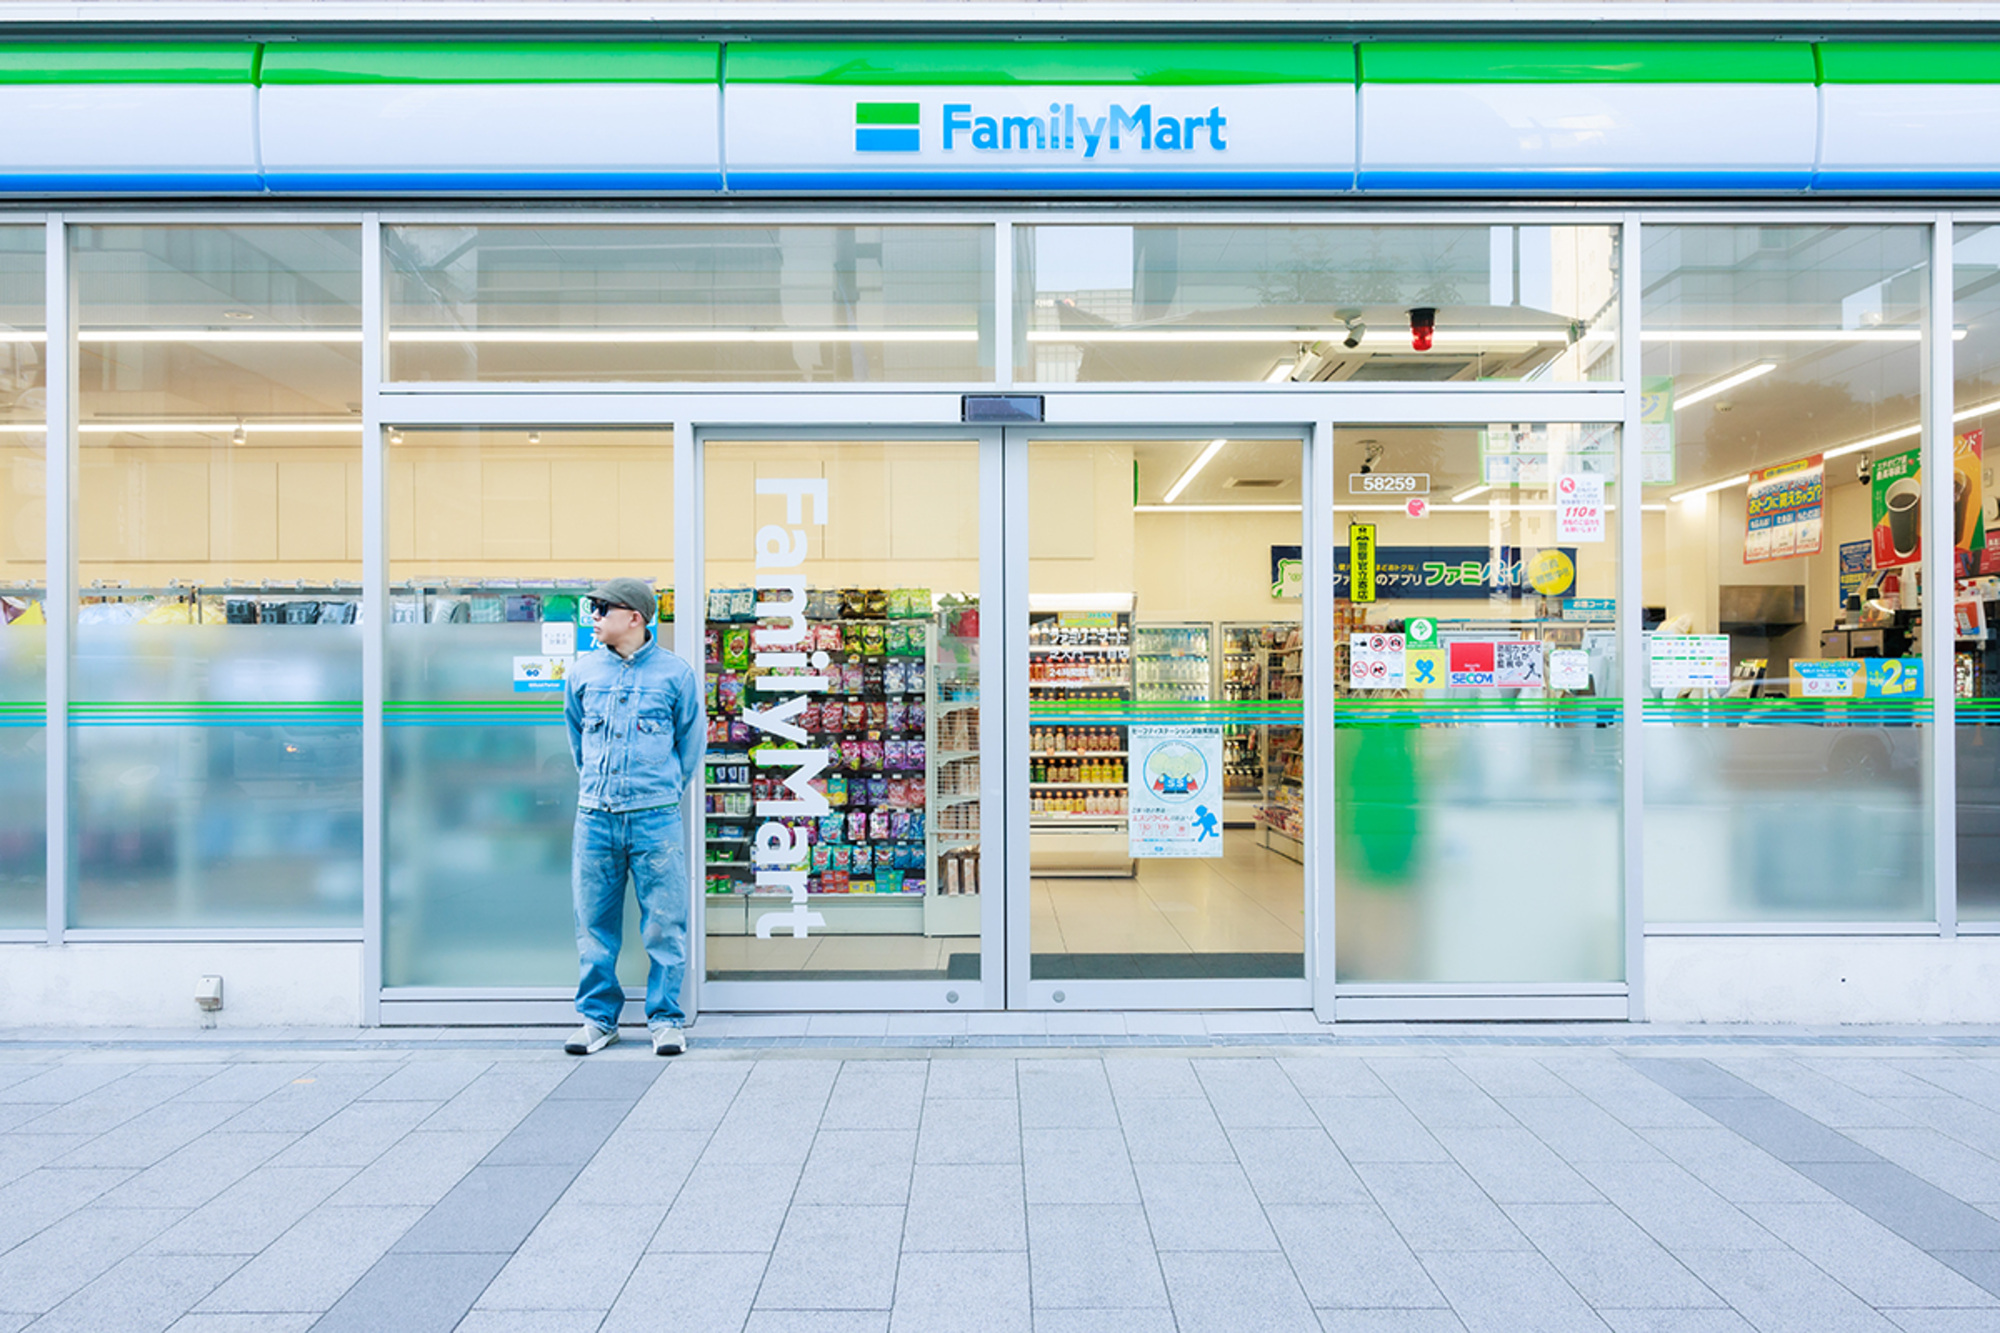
(651, 1023, 687, 1056)
(564, 1021, 618, 1056)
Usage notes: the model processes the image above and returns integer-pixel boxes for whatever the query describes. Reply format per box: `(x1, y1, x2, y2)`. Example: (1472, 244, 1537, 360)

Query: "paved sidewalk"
(5, 1028, 2000, 1331)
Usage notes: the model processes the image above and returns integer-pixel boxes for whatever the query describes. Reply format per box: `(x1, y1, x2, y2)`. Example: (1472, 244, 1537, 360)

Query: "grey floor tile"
(483, 1097, 637, 1168)
(903, 1163, 1027, 1251)
(307, 1250, 507, 1333)
(1687, 1095, 1881, 1165)
(0, 1063, 139, 1104)
(48, 1099, 243, 1170)
(262, 1099, 440, 1169)
(0, 1205, 186, 1313)
(1281, 1057, 1396, 1100)
(1417, 1249, 1611, 1333)
(1544, 1059, 1720, 1130)
(0, 1166, 136, 1252)
(164, 1314, 319, 1333)
(1106, 1057, 1203, 1100)
(354, 1059, 492, 1103)
(453, 1313, 609, 1333)
(757, 1203, 905, 1310)
(821, 1063, 928, 1132)
(323, 1127, 509, 1207)
(95, 1131, 299, 1211)
(1315, 1311, 1469, 1333)
(1884, 1313, 2000, 1332)
(1433, 1125, 1604, 1204)
(1018, 1066, 1120, 1130)
(1628, 1059, 1764, 1102)
(22, 1252, 243, 1333)
(738, 1059, 844, 1105)
(1117, 1097, 1237, 1163)
(1451, 1055, 1579, 1101)
(1231, 1125, 1372, 1205)
(1504, 1203, 1721, 1308)
(1845, 1127, 2000, 1203)
(1745, 1202, 2000, 1308)
(1712, 1058, 1915, 1130)
(917, 1097, 1020, 1165)
(1310, 1096, 1451, 1163)
(1571, 1160, 1785, 1252)
(144, 1166, 353, 1255)
(656, 1160, 803, 1252)
(889, 1250, 1030, 1333)
(1638, 1127, 1835, 1203)
(193, 1204, 426, 1313)
(922, 1058, 1016, 1101)
(1027, 1203, 1170, 1309)
(1032, 1311, 1177, 1333)
(1022, 1126, 1139, 1205)
(794, 1129, 918, 1206)
(475, 1202, 664, 1312)
(1196, 1058, 1320, 1128)
(393, 1162, 579, 1254)
(171, 1064, 321, 1106)
(562, 1128, 709, 1207)
(1500, 1096, 1665, 1163)
(1353, 1162, 1533, 1252)
(743, 1313, 888, 1333)
(1135, 1160, 1278, 1251)
(0, 1133, 97, 1190)
(1161, 1250, 1316, 1333)
(212, 1078, 383, 1137)
(620, 1062, 752, 1133)
(1791, 1159, 2000, 1251)
(545, 1061, 662, 1102)
(1595, 1313, 1759, 1333)
(1675, 1248, 1903, 1333)
(1268, 1203, 1449, 1309)
(602, 1251, 766, 1333)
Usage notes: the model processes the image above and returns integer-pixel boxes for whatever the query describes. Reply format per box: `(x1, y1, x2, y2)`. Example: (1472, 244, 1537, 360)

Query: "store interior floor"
(705, 834, 1304, 978)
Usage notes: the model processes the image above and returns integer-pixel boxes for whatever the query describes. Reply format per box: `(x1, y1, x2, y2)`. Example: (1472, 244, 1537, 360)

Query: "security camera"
(1342, 318, 1365, 350)
(1359, 439, 1384, 476)
(1857, 453, 1873, 485)
(1408, 307, 1437, 352)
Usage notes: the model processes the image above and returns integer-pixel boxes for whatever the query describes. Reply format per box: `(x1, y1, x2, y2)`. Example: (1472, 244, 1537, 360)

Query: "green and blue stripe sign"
(855, 101, 920, 152)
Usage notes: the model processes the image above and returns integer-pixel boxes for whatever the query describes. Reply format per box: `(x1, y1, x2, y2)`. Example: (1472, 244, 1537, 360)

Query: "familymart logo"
(854, 97, 1230, 158)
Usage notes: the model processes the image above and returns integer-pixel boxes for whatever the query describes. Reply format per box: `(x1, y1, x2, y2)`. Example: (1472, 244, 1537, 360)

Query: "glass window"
(1025, 437, 1305, 982)
(385, 427, 674, 989)
(1954, 223, 2000, 920)
(1331, 425, 1624, 984)
(701, 438, 986, 984)
(0, 226, 43, 927)
(70, 225, 363, 928)
(1642, 224, 1931, 923)
(386, 225, 994, 383)
(1015, 224, 1618, 384)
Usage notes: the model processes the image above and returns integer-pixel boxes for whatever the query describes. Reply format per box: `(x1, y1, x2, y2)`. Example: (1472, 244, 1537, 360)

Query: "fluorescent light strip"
(1027, 328, 1576, 346)
(1675, 361, 1777, 409)
(1670, 394, 2000, 502)
(1450, 483, 1492, 503)
(75, 422, 364, 435)
(1135, 503, 1300, 514)
(389, 329, 977, 344)
(1161, 438, 1228, 505)
(1264, 360, 1297, 383)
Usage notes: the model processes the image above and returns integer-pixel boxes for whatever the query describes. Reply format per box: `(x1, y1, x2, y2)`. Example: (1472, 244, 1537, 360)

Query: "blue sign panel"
(1270, 545, 1581, 600)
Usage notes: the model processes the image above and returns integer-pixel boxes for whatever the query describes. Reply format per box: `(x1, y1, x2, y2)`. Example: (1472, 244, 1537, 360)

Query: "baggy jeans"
(572, 804, 688, 1030)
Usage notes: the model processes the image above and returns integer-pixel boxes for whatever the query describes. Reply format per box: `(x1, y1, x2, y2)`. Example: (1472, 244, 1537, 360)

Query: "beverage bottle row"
(1030, 726, 1121, 753)
(1141, 682, 1209, 701)
(1138, 659, 1208, 684)
(1137, 627, 1208, 656)
(1031, 788, 1127, 816)
(1032, 756, 1126, 784)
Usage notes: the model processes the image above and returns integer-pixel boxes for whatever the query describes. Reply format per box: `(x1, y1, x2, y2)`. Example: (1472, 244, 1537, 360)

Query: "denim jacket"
(564, 634, 706, 813)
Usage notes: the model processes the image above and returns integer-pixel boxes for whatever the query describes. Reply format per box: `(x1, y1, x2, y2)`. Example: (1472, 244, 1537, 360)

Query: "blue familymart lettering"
(929, 102, 1228, 158)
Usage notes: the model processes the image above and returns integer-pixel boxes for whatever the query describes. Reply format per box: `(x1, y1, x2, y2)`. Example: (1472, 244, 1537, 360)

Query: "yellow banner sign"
(1351, 522, 1377, 604)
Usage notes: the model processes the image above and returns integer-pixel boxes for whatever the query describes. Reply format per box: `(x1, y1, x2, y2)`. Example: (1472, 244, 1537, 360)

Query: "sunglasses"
(588, 598, 626, 618)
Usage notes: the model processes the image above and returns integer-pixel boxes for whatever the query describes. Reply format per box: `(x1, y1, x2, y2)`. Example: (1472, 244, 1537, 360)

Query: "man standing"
(562, 578, 704, 1056)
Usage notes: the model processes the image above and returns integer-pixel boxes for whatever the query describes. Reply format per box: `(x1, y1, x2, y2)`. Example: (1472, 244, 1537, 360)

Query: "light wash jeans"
(572, 804, 688, 1031)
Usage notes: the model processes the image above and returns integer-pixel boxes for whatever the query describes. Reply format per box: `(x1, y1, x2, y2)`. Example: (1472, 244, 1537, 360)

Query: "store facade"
(6, 25, 2000, 1026)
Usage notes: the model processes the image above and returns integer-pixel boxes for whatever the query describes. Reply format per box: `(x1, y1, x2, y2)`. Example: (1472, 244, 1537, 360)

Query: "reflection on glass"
(387, 226, 994, 383)
(702, 440, 982, 983)
(1956, 225, 2000, 920)
(0, 225, 43, 927)
(384, 428, 672, 988)
(71, 225, 364, 927)
(1332, 425, 1624, 983)
(1027, 439, 1306, 981)
(1641, 225, 1931, 922)
(1016, 224, 1618, 384)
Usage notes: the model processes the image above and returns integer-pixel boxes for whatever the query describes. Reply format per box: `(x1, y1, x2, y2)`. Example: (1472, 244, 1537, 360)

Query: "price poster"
(1349, 633, 1406, 689)
(1744, 454, 1824, 563)
(1648, 635, 1731, 689)
(1556, 473, 1606, 543)
(1128, 725, 1226, 859)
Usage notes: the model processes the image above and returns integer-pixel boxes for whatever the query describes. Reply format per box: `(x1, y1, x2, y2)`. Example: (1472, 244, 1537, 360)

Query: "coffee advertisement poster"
(1956, 429, 1986, 575)
(1871, 446, 1923, 570)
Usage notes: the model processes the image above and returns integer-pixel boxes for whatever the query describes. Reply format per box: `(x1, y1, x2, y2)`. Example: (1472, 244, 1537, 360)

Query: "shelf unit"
(1028, 605, 1134, 877)
(926, 604, 982, 937)
(1220, 621, 1279, 826)
(1133, 620, 1213, 704)
(1260, 623, 1306, 863)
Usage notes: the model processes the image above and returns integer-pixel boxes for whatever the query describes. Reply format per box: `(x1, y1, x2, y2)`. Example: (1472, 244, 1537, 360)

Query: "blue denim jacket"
(564, 634, 706, 813)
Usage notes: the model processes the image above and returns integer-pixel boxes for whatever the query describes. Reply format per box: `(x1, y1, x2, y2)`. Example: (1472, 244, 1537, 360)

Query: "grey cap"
(587, 577, 656, 621)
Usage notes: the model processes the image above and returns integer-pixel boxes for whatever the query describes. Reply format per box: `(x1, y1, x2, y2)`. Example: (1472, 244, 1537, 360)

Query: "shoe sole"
(565, 1033, 619, 1056)
(653, 1036, 686, 1056)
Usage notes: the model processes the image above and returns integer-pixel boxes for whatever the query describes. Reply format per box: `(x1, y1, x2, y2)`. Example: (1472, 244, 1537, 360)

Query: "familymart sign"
(857, 99, 1234, 157)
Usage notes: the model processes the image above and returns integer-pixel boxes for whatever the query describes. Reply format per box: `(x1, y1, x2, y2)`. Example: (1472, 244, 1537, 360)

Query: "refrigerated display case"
(1133, 621, 1213, 703)
(1028, 597, 1134, 877)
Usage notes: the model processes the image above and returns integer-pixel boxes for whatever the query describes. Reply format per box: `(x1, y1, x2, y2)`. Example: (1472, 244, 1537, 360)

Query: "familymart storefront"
(7, 23, 2000, 1027)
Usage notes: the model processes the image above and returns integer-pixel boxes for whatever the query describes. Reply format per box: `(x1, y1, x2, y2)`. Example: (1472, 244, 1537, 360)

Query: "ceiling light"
(222, 310, 255, 321)
(1134, 503, 1301, 514)
(1161, 438, 1228, 505)
(73, 421, 366, 435)
(1264, 360, 1296, 383)
(1669, 394, 2000, 502)
(1451, 483, 1493, 503)
(391, 329, 976, 344)
(527, 431, 541, 445)
(388, 429, 404, 445)
(1676, 362, 1777, 409)
(230, 421, 245, 446)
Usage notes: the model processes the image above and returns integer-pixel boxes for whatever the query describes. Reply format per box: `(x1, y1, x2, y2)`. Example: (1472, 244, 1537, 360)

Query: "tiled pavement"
(6, 1024, 2000, 1330)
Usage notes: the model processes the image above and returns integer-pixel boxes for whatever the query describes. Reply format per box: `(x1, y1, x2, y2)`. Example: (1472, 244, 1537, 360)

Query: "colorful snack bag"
(705, 675, 719, 712)
(717, 672, 743, 713)
(877, 869, 903, 895)
(904, 661, 925, 694)
(908, 699, 926, 730)
(848, 810, 869, 842)
(832, 845, 852, 873)
(729, 588, 756, 621)
(884, 740, 907, 771)
(859, 739, 884, 772)
(861, 622, 887, 657)
(706, 589, 731, 621)
(866, 701, 888, 732)
(810, 844, 832, 873)
(825, 772, 847, 807)
(844, 662, 867, 694)
(907, 812, 925, 841)
(907, 738, 926, 770)
(704, 626, 722, 665)
(866, 775, 889, 806)
(818, 813, 844, 843)
(814, 621, 842, 653)
(874, 843, 896, 873)
(866, 588, 888, 618)
(886, 701, 907, 732)
(906, 589, 931, 617)
(840, 588, 866, 618)
(730, 719, 753, 744)
(722, 626, 751, 669)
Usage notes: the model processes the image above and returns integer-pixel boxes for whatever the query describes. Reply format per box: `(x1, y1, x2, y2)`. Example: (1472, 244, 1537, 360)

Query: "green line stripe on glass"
(728, 41, 1356, 86)
(1819, 43, 2000, 84)
(1358, 41, 1816, 85)
(259, 41, 721, 85)
(0, 42, 257, 83)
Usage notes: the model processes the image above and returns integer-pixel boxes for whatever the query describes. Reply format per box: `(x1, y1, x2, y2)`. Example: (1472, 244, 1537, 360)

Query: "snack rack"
(702, 585, 945, 938)
(1260, 623, 1306, 864)
(1028, 597, 1135, 878)
(1220, 621, 1278, 826)
(925, 599, 981, 938)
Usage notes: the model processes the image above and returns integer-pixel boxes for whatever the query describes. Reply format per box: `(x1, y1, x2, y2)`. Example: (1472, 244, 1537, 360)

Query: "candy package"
(722, 626, 751, 669)
(906, 812, 926, 841)
(812, 621, 841, 653)
(886, 624, 912, 656)
(874, 844, 896, 872)
(904, 588, 931, 617)
(840, 588, 867, 618)
(885, 588, 909, 619)
(886, 701, 907, 732)
(885, 740, 908, 771)
(862, 661, 885, 694)
(704, 626, 722, 665)
(717, 673, 743, 713)
(798, 702, 822, 734)
(865, 588, 888, 618)
(867, 701, 888, 732)
(869, 809, 892, 841)
(730, 588, 756, 621)
(843, 662, 867, 694)
(818, 814, 845, 843)
(809, 844, 831, 873)
(865, 776, 889, 806)
(730, 719, 753, 744)
(860, 623, 886, 656)
(704, 675, 719, 712)
(877, 869, 904, 895)
(706, 589, 732, 621)
(822, 738, 845, 770)
(859, 740, 884, 773)
(824, 772, 847, 807)
(848, 811, 869, 842)
(881, 660, 905, 694)
(908, 700, 926, 730)
(904, 661, 925, 694)
(906, 738, 926, 770)
(897, 842, 923, 870)
(832, 845, 852, 872)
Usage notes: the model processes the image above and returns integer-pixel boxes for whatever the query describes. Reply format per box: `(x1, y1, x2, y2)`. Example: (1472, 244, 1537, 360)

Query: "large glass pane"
(1026, 437, 1305, 981)
(1642, 224, 1930, 923)
(1016, 224, 1618, 384)
(385, 427, 673, 989)
(0, 226, 43, 927)
(387, 225, 994, 383)
(71, 225, 363, 928)
(1955, 224, 2000, 919)
(702, 439, 984, 983)
(1332, 425, 1623, 984)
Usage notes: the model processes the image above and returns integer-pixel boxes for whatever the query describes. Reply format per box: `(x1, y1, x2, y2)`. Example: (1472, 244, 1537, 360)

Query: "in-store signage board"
(1128, 725, 1225, 858)
(1348, 473, 1429, 495)
(1350, 523, 1377, 603)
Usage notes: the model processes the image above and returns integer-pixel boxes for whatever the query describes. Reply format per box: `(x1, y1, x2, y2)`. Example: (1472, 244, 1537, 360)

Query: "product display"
(1029, 606, 1133, 874)
(1133, 622, 1212, 702)
(1221, 622, 1276, 810)
(1261, 623, 1306, 861)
